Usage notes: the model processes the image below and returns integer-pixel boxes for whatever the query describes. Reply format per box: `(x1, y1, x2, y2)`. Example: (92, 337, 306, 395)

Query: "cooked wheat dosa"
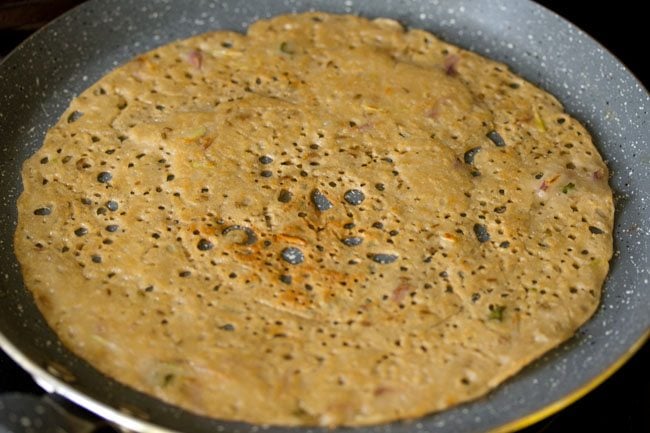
(15, 13, 614, 427)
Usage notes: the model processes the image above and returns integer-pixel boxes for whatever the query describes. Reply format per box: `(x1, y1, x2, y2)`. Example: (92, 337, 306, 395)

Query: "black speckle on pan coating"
(259, 155, 273, 164)
(463, 147, 481, 165)
(197, 238, 214, 251)
(67, 110, 83, 123)
(97, 171, 112, 183)
(369, 253, 398, 264)
(342, 236, 363, 246)
(106, 200, 119, 211)
(473, 223, 490, 243)
(281, 247, 304, 264)
(311, 189, 333, 211)
(487, 130, 506, 147)
(343, 189, 365, 205)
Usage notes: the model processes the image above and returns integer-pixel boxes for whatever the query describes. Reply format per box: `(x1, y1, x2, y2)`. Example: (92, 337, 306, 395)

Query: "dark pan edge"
(488, 332, 648, 433)
(0, 333, 176, 433)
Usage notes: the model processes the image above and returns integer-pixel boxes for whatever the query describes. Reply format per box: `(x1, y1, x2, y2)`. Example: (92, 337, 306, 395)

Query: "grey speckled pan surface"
(0, 0, 648, 432)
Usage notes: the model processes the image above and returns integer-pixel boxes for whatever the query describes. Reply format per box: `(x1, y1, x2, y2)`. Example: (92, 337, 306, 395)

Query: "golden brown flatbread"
(15, 12, 613, 426)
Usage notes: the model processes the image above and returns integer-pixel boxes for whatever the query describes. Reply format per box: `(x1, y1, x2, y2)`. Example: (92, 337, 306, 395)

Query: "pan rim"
(1, 324, 647, 432)
(0, 332, 176, 433)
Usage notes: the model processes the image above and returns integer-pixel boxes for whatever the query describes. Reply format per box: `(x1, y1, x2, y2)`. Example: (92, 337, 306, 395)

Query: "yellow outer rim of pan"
(492, 330, 649, 433)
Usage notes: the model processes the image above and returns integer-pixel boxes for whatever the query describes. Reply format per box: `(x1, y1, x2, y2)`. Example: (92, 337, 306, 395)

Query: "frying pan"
(0, 1, 648, 432)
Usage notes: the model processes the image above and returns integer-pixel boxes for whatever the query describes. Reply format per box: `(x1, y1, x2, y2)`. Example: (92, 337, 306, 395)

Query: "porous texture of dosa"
(15, 13, 614, 427)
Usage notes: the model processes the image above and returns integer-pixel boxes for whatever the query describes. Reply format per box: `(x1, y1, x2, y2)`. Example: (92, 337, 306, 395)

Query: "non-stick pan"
(0, 1, 648, 432)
